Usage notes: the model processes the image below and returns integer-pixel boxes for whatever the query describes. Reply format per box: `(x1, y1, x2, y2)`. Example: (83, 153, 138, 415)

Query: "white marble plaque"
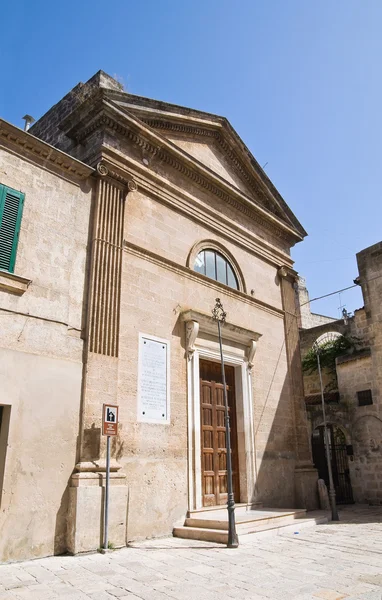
(138, 334, 170, 423)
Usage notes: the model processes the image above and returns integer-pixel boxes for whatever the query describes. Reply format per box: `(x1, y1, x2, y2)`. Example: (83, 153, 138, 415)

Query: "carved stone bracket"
(186, 320, 199, 360)
(183, 310, 261, 368)
(246, 340, 258, 370)
(278, 265, 298, 284)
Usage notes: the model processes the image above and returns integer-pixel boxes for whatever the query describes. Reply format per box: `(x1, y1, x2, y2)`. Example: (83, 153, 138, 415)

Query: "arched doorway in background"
(311, 424, 354, 504)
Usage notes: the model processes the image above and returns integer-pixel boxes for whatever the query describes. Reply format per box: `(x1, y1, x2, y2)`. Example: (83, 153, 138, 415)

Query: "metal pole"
(104, 435, 111, 549)
(213, 299, 239, 548)
(316, 349, 339, 522)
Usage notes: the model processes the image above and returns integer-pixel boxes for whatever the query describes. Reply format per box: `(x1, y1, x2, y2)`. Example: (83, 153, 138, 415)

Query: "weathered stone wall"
(119, 187, 297, 538)
(300, 320, 349, 397)
(353, 242, 382, 503)
(29, 70, 123, 151)
(76, 171, 314, 546)
(26, 70, 316, 552)
(0, 140, 92, 561)
(301, 241, 382, 505)
(335, 353, 376, 503)
(296, 277, 336, 330)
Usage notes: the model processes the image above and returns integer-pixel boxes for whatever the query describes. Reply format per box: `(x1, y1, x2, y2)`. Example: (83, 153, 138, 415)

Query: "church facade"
(0, 71, 317, 561)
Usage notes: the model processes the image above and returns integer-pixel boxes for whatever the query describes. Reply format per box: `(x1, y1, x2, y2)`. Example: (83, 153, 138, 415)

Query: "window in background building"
(0, 184, 25, 273)
(357, 389, 373, 406)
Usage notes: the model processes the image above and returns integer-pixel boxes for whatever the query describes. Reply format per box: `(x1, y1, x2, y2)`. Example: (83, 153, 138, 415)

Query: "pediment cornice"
(114, 95, 307, 238)
(62, 97, 303, 244)
(139, 117, 283, 218)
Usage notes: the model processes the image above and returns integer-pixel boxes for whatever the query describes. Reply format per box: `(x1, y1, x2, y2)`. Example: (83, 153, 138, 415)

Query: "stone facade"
(296, 277, 337, 330)
(299, 244, 382, 505)
(0, 71, 318, 562)
(0, 119, 93, 562)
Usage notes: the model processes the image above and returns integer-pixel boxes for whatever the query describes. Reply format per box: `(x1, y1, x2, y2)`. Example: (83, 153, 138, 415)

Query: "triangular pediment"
(58, 76, 305, 240)
(153, 133, 255, 196)
(102, 90, 305, 237)
(31, 70, 307, 240)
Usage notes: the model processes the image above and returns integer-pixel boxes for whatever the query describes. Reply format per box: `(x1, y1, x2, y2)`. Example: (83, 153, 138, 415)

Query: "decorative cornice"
(98, 144, 294, 269)
(142, 118, 281, 217)
(123, 240, 284, 318)
(70, 104, 302, 244)
(0, 118, 93, 182)
(137, 118, 219, 140)
(181, 308, 262, 349)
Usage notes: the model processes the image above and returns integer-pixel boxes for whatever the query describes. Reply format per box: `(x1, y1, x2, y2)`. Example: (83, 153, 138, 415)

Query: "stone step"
(173, 513, 328, 544)
(173, 526, 228, 544)
(186, 502, 262, 518)
(185, 509, 307, 532)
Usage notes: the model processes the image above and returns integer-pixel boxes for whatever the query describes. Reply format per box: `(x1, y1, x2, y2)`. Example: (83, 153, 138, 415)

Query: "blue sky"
(2, 0, 381, 318)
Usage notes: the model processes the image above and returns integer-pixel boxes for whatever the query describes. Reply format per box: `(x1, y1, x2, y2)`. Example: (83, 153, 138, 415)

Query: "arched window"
(194, 249, 239, 290)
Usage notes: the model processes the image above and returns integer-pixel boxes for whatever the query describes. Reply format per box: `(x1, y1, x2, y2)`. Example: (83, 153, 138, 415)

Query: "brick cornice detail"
(74, 111, 300, 244)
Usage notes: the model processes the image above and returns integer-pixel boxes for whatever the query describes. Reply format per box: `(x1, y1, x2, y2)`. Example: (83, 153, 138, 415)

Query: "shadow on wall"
(0, 406, 11, 511)
(251, 368, 316, 509)
(53, 426, 101, 556)
(54, 480, 70, 555)
(82, 424, 101, 462)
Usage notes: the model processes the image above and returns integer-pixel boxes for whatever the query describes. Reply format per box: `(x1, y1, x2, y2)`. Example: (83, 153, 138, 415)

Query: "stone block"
(295, 465, 319, 510)
(67, 472, 128, 554)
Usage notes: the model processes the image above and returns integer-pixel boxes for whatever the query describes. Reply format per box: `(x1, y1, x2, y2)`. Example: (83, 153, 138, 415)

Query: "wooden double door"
(200, 360, 240, 506)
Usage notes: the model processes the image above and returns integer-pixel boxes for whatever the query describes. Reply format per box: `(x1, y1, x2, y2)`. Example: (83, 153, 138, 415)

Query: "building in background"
(0, 71, 318, 562)
(298, 244, 382, 506)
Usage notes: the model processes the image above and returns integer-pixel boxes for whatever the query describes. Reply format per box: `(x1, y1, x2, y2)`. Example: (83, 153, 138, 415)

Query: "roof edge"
(0, 118, 94, 182)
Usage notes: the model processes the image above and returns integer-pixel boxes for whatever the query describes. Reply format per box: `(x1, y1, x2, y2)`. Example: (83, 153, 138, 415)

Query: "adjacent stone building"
(0, 71, 318, 562)
(0, 119, 93, 561)
(299, 245, 382, 506)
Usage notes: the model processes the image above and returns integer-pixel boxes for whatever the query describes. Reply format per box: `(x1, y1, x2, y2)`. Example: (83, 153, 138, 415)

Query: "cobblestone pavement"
(1, 506, 382, 600)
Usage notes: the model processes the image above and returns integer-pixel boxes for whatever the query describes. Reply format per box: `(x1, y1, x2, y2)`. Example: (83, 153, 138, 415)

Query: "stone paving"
(0, 506, 382, 600)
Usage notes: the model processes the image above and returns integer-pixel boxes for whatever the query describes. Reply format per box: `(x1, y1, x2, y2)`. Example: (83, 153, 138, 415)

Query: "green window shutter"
(0, 185, 25, 273)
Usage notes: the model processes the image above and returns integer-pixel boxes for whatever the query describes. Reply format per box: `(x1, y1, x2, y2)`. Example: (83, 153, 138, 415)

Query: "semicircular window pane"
(193, 250, 239, 290)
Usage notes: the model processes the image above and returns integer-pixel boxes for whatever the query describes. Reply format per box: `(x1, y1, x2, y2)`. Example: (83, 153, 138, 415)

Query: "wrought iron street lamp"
(212, 298, 239, 548)
(314, 342, 339, 522)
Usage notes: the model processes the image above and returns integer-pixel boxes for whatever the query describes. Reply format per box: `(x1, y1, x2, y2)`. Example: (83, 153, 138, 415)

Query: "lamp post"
(212, 298, 239, 548)
(314, 343, 339, 522)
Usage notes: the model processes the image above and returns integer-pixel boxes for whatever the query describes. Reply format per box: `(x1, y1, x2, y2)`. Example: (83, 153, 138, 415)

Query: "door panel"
(200, 360, 240, 506)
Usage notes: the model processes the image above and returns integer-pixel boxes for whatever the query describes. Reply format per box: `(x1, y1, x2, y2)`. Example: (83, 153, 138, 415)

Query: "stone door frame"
(182, 310, 261, 511)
